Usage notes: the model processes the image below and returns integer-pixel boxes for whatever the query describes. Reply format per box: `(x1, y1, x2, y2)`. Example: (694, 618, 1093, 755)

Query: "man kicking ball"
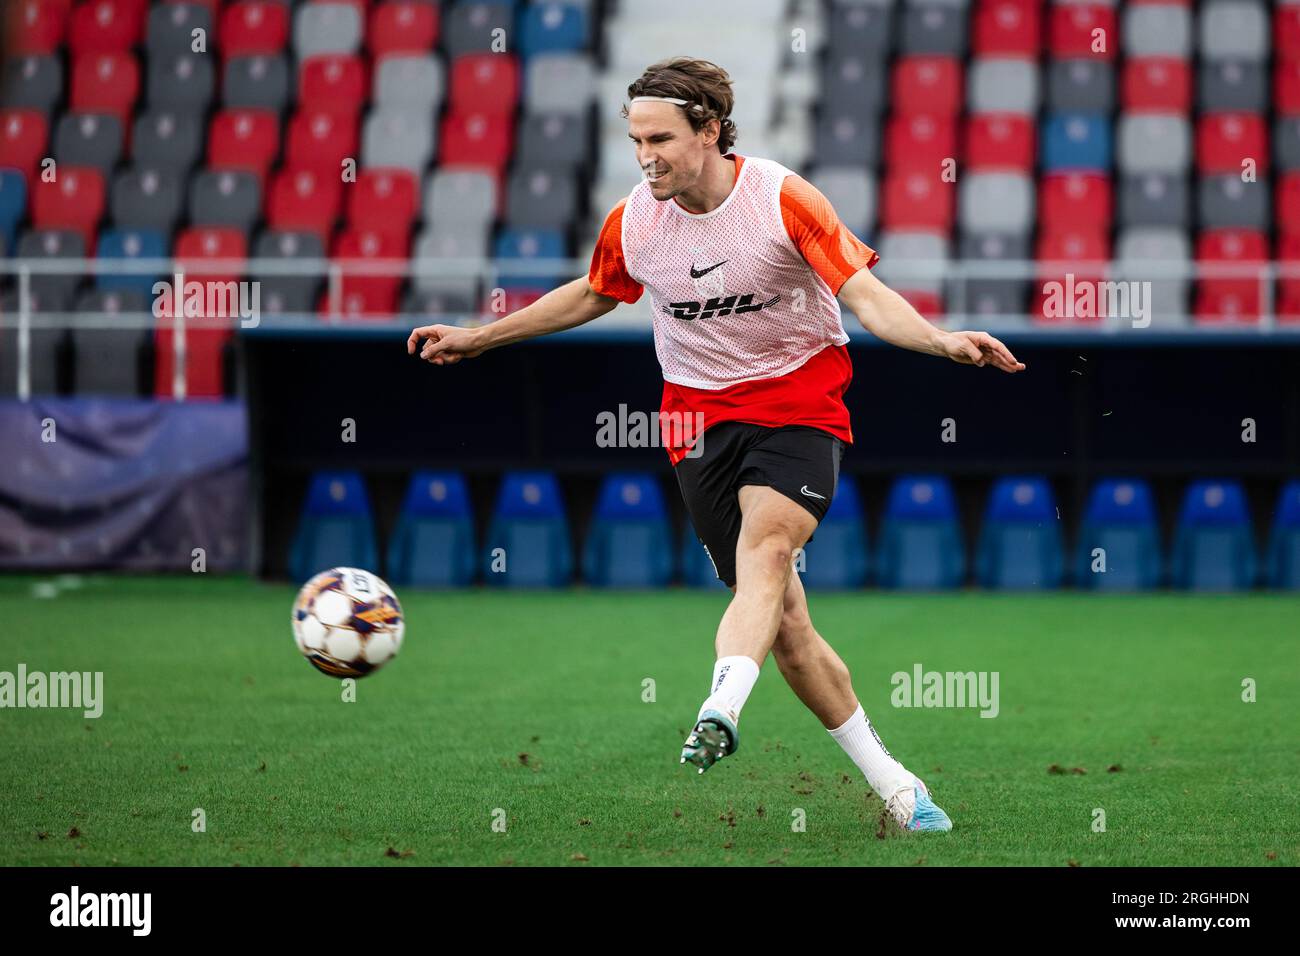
(408, 57, 1024, 833)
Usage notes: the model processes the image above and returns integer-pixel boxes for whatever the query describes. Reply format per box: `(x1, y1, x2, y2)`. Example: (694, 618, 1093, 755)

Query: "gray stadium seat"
(810, 167, 876, 237)
(443, 2, 515, 56)
(1118, 174, 1190, 229)
(1115, 228, 1191, 327)
(53, 113, 124, 176)
(822, 55, 889, 120)
(423, 169, 496, 236)
(1123, 3, 1191, 57)
(222, 56, 290, 113)
(827, 2, 893, 57)
(16, 230, 85, 304)
(1198, 174, 1269, 230)
(875, 231, 949, 295)
(252, 230, 324, 318)
(517, 112, 590, 171)
(147, 3, 213, 58)
(1200, 1, 1268, 61)
(131, 111, 202, 174)
(412, 229, 485, 299)
(189, 170, 261, 233)
(1117, 115, 1191, 174)
(813, 112, 880, 167)
(71, 290, 149, 395)
(968, 59, 1039, 115)
(1047, 60, 1114, 113)
(956, 232, 1031, 324)
(1198, 61, 1266, 113)
(148, 53, 215, 112)
(900, 3, 967, 56)
(506, 168, 579, 229)
(0, 321, 63, 395)
(112, 166, 184, 236)
(404, 286, 479, 318)
(2, 55, 62, 113)
(293, 2, 362, 59)
(362, 111, 434, 175)
(373, 56, 445, 111)
(960, 173, 1033, 235)
(523, 55, 597, 116)
(1277, 118, 1300, 172)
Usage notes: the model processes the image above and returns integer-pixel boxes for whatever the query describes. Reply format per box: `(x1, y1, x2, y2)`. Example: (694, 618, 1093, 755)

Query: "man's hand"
(406, 324, 485, 366)
(939, 331, 1025, 373)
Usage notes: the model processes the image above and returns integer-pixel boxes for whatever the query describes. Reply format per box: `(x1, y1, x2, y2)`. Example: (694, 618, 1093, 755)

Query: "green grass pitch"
(2, 575, 1297, 866)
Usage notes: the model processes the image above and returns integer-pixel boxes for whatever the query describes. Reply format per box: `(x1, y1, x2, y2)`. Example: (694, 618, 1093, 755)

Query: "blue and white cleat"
(886, 776, 953, 832)
(680, 708, 739, 774)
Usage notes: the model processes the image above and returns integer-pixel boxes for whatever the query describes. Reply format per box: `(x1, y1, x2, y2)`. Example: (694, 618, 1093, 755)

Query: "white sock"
(828, 705, 913, 801)
(697, 655, 761, 725)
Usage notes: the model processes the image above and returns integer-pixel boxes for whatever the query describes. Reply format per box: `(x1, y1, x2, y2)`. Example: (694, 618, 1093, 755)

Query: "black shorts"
(674, 421, 845, 588)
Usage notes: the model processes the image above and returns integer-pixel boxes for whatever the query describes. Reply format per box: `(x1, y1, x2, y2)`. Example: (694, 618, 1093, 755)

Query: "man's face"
(627, 101, 715, 201)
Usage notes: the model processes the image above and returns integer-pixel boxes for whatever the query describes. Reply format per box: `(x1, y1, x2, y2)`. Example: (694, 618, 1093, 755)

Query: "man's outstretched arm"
(407, 276, 622, 365)
(838, 266, 1025, 373)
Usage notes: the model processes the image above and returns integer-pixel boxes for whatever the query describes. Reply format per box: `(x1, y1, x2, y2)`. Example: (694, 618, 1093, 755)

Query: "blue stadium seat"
(976, 477, 1064, 589)
(877, 475, 964, 589)
(1267, 480, 1300, 589)
(1041, 113, 1112, 172)
(386, 471, 476, 588)
(485, 471, 572, 587)
(96, 229, 166, 298)
(1074, 478, 1162, 590)
(582, 473, 673, 588)
(289, 471, 379, 583)
(519, 4, 589, 56)
(1172, 480, 1256, 591)
(799, 474, 868, 590)
(0, 170, 26, 251)
(680, 522, 729, 589)
(493, 228, 567, 289)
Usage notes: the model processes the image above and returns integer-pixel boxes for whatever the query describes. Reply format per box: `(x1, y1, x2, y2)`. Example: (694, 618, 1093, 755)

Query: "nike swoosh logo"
(689, 260, 727, 279)
(800, 485, 826, 500)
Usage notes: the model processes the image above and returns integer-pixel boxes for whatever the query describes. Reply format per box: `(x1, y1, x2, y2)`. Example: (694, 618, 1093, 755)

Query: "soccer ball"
(292, 568, 405, 678)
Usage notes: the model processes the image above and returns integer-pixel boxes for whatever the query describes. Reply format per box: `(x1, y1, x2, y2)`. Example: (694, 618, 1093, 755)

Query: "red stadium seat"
(347, 168, 418, 240)
(964, 114, 1034, 170)
(892, 57, 963, 117)
(299, 55, 367, 117)
(174, 226, 247, 281)
(220, 1, 290, 58)
(1195, 113, 1268, 175)
(1278, 234, 1300, 324)
(208, 109, 280, 181)
(972, 0, 1039, 57)
(1194, 229, 1268, 324)
(1275, 63, 1300, 117)
(68, 0, 144, 55)
(31, 165, 104, 249)
(885, 114, 957, 170)
(1278, 5, 1300, 62)
(70, 53, 139, 126)
(448, 54, 520, 117)
(1122, 59, 1191, 113)
(880, 170, 955, 230)
(438, 112, 514, 171)
(285, 108, 359, 177)
(1048, 4, 1117, 61)
(896, 290, 944, 322)
(482, 288, 547, 319)
(0, 109, 49, 182)
(368, 1, 439, 56)
(268, 166, 343, 241)
(1033, 228, 1110, 324)
(1038, 173, 1112, 233)
(8, 0, 68, 55)
(330, 228, 406, 317)
(1281, 174, 1300, 238)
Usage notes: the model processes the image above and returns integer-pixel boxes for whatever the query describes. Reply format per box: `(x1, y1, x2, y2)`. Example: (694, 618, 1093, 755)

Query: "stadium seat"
(1266, 480, 1300, 589)
(485, 471, 573, 588)
(827, 2, 894, 59)
(1074, 479, 1161, 590)
(0, 108, 49, 182)
(961, 172, 1034, 235)
(53, 112, 123, 176)
(1116, 227, 1192, 325)
(1123, 1, 1191, 58)
(1194, 228, 1267, 324)
(494, 228, 566, 289)
(422, 169, 498, 237)
(285, 108, 358, 177)
(71, 52, 138, 128)
(1198, 174, 1269, 231)
(69, 0, 143, 55)
(1041, 113, 1111, 172)
(3, 55, 64, 114)
(289, 471, 380, 584)
(1171, 480, 1257, 591)
(680, 522, 728, 589)
(268, 167, 342, 241)
(893, 56, 963, 116)
(147, 3, 211, 58)
(17, 228, 84, 304)
(972, 0, 1039, 57)
(331, 228, 405, 317)
(517, 112, 590, 172)
(449, 53, 519, 117)
(373, 55, 445, 111)
(1196, 113, 1267, 175)
(1049, 3, 1117, 60)
(976, 477, 1064, 589)
(188, 169, 261, 234)
(0, 170, 27, 250)
(443, 1, 516, 57)
(112, 165, 184, 237)
(1200, 60, 1266, 113)
(31, 166, 104, 250)
(522, 53, 597, 116)
(368, 2, 440, 57)
(1047, 59, 1115, 113)
(958, 231, 1031, 321)
(505, 167, 578, 229)
(145, 52, 212, 115)
(877, 475, 964, 590)
(438, 111, 513, 170)
(1200, 1, 1268, 62)
(881, 169, 955, 231)
(964, 114, 1034, 171)
(70, 301, 149, 396)
(968, 58, 1039, 115)
(1117, 114, 1191, 174)
(8, 0, 66, 56)
(1118, 172, 1190, 229)
(822, 54, 888, 120)
(220, 1, 290, 58)
(96, 227, 165, 298)
(223, 54, 290, 112)
(1039, 173, 1111, 233)
(1122, 58, 1191, 112)
(814, 111, 881, 168)
(298, 54, 366, 116)
(386, 471, 476, 588)
(131, 110, 202, 175)
(900, 3, 968, 57)
(208, 109, 280, 181)
(799, 474, 868, 590)
(293, 2, 362, 60)
(582, 473, 674, 588)
(885, 113, 957, 170)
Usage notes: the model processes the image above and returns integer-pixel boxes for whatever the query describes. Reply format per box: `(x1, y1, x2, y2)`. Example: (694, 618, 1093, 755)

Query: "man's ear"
(702, 118, 721, 149)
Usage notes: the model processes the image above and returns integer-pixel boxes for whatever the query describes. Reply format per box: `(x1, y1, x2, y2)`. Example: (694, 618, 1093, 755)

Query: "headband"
(630, 95, 705, 113)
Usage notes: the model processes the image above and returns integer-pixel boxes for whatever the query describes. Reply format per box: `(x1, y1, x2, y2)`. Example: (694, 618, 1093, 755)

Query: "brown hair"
(621, 57, 737, 154)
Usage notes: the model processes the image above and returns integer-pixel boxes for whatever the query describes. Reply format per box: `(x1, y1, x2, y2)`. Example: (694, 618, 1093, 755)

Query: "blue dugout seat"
(1074, 478, 1161, 590)
(976, 476, 1064, 589)
(485, 470, 572, 587)
(583, 473, 673, 588)
(877, 475, 964, 589)
(386, 471, 476, 587)
(1172, 479, 1256, 590)
(289, 471, 379, 583)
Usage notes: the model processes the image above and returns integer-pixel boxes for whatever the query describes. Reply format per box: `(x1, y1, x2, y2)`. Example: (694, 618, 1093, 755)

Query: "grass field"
(2, 575, 1297, 867)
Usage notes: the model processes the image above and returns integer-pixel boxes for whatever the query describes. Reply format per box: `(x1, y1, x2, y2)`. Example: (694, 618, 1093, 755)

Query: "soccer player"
(408, 58, 1024, 833)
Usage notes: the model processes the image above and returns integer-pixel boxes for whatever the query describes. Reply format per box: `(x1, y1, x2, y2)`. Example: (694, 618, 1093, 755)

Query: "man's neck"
(673, 153, 739, 214)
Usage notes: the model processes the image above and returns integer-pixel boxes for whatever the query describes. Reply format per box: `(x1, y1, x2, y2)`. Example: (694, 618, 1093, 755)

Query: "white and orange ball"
(292, 568, 404, 678)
